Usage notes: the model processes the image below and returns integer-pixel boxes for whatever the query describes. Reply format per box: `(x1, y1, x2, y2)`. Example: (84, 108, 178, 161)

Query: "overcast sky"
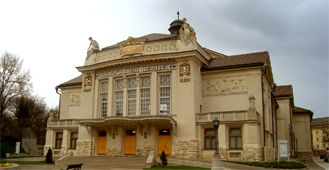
(0, 0, 327, 118)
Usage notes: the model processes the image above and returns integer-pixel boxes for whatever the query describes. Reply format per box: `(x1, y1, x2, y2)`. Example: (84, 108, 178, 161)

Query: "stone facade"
(242, 146, 263, 161)
(106, 147, 122, 156)
(76, 141, 93, 156)
(136, 146, 155, 156)
(173, 139, 199, 159)
(298, 151, 313, 161)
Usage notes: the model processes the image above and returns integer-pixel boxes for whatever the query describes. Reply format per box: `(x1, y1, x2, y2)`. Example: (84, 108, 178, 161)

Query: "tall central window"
(115, 79, 124, 116)
(127, 78, 136, 116)
(141, 76, 151, 115)
(99, 81, 108, 117)
(158, 74, 171, 114)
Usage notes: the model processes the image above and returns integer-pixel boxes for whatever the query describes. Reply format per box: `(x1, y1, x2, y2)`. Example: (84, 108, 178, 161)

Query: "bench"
(61, 163, 83, 170)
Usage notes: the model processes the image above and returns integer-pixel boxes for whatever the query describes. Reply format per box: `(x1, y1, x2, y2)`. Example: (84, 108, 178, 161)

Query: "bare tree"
(0, 52, 32, 120)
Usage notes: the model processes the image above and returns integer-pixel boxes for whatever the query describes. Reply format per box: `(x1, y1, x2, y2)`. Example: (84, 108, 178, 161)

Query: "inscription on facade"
(96, 64, 177, 79)
(121, 44, 142, 55)
(202, 77, 247, 96)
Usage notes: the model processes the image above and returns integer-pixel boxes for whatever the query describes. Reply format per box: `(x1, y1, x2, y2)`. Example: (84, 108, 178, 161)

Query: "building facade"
(311, 117, 329, 156)
(44, 16, 313, 161)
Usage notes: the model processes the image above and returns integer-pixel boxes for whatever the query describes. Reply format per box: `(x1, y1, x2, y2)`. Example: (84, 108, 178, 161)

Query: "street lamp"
(213, 117, 220, 157)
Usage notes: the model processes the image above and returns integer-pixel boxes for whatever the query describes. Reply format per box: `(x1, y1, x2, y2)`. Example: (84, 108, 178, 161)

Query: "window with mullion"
(115, 91, 123, 116)
(204, 129, 216, 149)
(55, 132, 63, 149)
(70, 132, 78, 149)
(158, 74, 171, 115)
(141, 89, 150, 115)
(229, 127, 242, 149)
(99, 81, 108, 118)
(127, 90, 136, 115)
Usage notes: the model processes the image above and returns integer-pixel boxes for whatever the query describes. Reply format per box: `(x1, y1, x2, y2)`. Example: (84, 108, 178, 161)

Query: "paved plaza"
(1, 156, 327, 170)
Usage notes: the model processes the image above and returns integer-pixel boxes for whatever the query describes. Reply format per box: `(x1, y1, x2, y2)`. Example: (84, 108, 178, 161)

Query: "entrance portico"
(78, 115, 177, 156)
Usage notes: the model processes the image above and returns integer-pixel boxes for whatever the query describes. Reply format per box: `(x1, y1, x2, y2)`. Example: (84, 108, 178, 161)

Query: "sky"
(0, 0, 328, 118)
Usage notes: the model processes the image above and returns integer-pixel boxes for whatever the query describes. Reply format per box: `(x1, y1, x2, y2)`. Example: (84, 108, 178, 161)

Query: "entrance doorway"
(158, 129, 171, 155)
(124, 129, 136, 155)
(97, 131, 106, 155)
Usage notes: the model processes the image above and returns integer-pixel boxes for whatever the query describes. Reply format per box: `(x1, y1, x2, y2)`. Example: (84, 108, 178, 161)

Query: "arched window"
(229, 127, 242, 149)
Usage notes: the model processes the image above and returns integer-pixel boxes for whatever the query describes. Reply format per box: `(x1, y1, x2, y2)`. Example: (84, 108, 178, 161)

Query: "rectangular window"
(55, 132, 63, 149)
(158, 74, 171, 115)
(115, 91, 123, 116)
(324, 144, 326, 148)
(317, 144, 319, 148)
(317, 137, 319, 141)
(204, 129, 215, 149)
(141, 89, 150, 115)
(316, 131, 318, 135)
(99, 81, 108, 117)
(229, 127, 242, 149)
(141, 76, 150, 87)
(127, 90, 136, 115)
(70, 132, 78, 149)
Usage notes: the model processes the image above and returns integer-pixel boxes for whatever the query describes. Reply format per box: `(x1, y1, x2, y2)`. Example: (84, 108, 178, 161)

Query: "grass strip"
(224, 160, 307, 169)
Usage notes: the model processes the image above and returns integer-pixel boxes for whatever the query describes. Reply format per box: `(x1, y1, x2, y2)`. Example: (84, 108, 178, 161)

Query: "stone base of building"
(76, 140, 93, 156)
(136, 147, 155, 156)
(43, 145, 52, 156)
(242, 145, 263, 161)
(106, 147, 122, 156)
(298, 151, 313, 161)
(173, 139, 199, 159)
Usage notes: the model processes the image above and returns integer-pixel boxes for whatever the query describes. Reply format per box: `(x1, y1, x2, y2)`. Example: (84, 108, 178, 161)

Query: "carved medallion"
(84, 73, 92, 92)
(179, 60, 190, 77)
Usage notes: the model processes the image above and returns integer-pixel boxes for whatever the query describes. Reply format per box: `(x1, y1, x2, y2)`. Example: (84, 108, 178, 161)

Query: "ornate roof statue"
(86, 37, 99, 59)
(179, 18, 196, 46)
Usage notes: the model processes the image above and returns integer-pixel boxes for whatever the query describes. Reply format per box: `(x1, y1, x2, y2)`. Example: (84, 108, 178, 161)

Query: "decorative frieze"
(202, 77, 247, 97)
(145, 44, 176, 54)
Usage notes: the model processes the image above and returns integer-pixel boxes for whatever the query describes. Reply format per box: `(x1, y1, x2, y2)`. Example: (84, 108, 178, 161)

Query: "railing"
(47, 119, 79, 128)
(196, 110, 258, 122)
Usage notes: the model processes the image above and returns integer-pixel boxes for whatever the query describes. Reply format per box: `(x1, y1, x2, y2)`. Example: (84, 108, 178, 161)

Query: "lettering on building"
(96, 64, 177, 79)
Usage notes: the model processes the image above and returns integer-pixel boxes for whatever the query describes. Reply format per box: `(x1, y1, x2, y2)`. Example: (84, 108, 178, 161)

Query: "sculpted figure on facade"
(86, 37, 99, 59)
(179, 18, 196, 46)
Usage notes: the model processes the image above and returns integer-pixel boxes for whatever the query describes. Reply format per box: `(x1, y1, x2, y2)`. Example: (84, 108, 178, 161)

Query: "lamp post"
(212, 117, 223, 170)
(213, 117, 220, 157)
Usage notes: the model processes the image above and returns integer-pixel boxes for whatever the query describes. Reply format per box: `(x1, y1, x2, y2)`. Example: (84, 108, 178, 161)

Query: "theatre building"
(44, 16, 313, 161)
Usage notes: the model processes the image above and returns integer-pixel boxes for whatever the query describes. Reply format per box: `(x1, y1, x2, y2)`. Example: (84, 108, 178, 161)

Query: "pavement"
(0, 156, 327, 170)
(313, 157, 329, 170)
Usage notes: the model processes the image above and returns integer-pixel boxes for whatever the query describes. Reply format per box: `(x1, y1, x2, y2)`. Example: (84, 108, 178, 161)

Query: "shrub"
(45, 148, 53, 163)
(159, 151, 168, 167)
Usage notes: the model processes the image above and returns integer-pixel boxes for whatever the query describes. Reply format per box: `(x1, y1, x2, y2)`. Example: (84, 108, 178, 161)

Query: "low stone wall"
(136, 146, 154, 156)
(173, 139, 199, 159)
(106, 147, 122, 156)
(76, 141, 93, 156)
(298, 151, 313, 161)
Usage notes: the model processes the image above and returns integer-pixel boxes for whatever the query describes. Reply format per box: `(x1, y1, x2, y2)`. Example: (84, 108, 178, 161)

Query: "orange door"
(158, 129, 171, 155)
(124, 129, 136, 155)
(97, 131, 106, 155)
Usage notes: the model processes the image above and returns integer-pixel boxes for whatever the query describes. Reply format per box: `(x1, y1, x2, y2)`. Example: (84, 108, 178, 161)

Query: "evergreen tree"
(159, 151, 168, 167)
(45, 148, 53, 163)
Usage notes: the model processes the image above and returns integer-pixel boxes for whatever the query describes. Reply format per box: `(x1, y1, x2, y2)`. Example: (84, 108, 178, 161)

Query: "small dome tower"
(168, 11, 184, 35)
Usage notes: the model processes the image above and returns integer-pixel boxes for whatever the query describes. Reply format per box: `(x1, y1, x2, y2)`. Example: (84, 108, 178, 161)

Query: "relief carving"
(202, 77, 247, 96)
(69, 93, 81, 106)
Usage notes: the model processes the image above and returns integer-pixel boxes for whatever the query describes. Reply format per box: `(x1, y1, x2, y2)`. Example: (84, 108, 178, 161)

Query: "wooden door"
(158, 129, 171, 155)
(124, 129, 136, 155)
(97, 131, 106, 154)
